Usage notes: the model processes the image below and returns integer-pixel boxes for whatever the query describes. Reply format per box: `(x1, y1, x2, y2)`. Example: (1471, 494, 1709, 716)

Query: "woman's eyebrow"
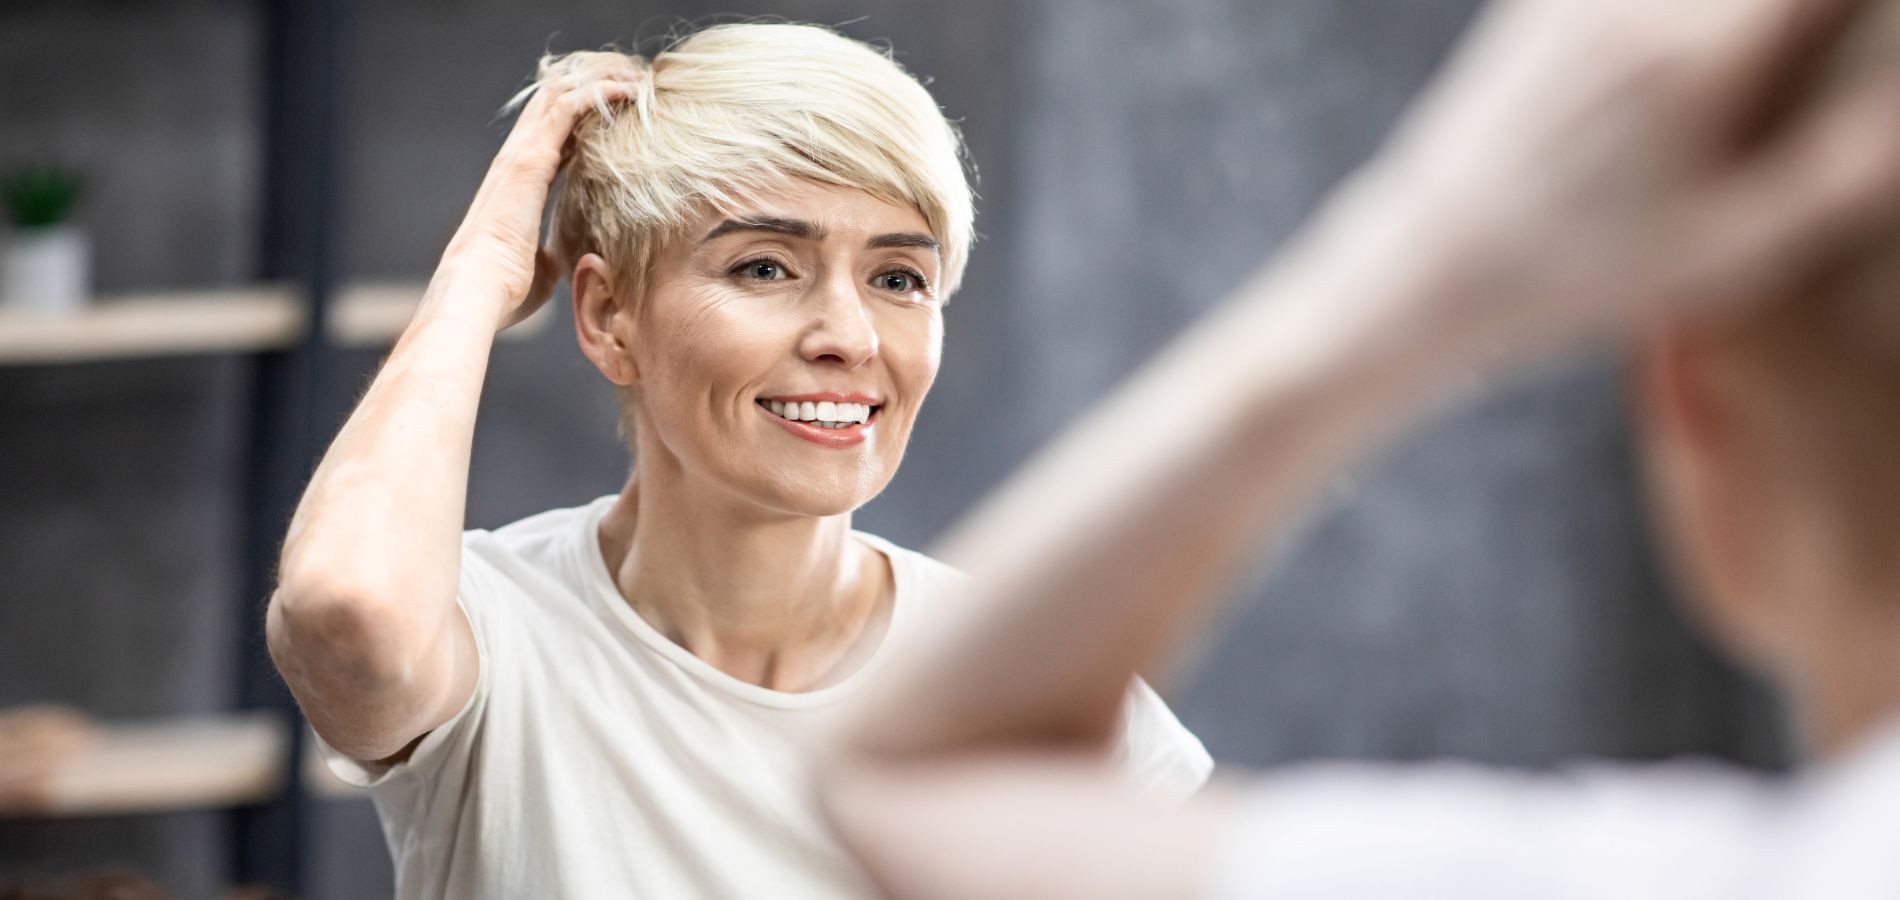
(868, 232, 940, 254)
(699, 217, 938, 256)
(701, 216, 823, 243)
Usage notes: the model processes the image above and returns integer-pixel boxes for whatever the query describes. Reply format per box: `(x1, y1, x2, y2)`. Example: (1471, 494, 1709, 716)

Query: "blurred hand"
(435, 51, 646, 333)
(1358, 0, 1900, 354)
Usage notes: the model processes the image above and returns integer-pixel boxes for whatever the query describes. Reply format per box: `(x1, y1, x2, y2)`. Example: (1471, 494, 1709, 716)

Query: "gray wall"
(0, 0, 1779, 897)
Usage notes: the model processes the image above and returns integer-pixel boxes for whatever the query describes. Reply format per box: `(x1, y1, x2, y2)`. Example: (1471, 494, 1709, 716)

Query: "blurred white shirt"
(1207, 719, 1900, 899)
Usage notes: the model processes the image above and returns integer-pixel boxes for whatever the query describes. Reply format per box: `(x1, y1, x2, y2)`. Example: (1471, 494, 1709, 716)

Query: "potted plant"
(1, 164, 89, 314)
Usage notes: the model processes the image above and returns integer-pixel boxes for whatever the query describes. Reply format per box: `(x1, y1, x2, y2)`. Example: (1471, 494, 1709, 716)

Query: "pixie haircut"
(538, 23, 976, 303)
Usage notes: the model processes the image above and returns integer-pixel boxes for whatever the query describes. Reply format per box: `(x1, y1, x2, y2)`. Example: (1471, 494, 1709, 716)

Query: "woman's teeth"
(760, 399, 874, 428)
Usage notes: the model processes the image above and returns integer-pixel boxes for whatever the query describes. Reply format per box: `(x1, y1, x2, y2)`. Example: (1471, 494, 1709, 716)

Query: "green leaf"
(2, 165, 85, 228)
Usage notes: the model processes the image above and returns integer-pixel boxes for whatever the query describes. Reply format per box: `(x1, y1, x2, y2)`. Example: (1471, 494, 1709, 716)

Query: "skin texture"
(814, 1, 1900, 898)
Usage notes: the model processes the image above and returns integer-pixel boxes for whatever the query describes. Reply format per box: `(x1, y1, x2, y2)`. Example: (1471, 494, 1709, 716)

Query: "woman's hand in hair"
(437, 51, 646, 333)
(1343, 0, 1900, 364)
(268, 52, 645, 765)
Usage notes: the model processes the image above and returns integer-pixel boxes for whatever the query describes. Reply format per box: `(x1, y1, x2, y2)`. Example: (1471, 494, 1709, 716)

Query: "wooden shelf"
(4, 712, 286, 819)
(0, 281, 552, 365)
(0, 286, 301, 364)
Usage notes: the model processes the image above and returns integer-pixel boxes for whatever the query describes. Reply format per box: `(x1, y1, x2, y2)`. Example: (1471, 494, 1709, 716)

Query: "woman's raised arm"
(821, 0, 1900, 896)
(265, 55, 644, 762)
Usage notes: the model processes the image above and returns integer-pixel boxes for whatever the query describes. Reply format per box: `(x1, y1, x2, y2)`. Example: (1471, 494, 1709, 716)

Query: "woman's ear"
(1631, 329, 1786, 670)
(1633, 330, 1726, 463)
(572, 253, 641, 386)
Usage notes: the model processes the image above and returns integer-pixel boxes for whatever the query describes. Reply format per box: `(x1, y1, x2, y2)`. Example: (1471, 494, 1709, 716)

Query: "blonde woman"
(265, 23, 1210, 900)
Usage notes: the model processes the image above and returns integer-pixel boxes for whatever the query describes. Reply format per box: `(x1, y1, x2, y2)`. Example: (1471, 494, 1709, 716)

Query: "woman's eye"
(734, 259, 787, 281)
(876, 269, 928, 294)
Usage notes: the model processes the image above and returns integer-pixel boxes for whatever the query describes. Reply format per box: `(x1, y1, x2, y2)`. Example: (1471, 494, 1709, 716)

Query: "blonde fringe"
(508, 23, 975, 306)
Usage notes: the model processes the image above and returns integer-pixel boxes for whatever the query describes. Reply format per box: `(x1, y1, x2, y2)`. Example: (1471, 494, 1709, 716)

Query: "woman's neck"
(1792, 610, 1900, 762)
(596, 469, 894, 692)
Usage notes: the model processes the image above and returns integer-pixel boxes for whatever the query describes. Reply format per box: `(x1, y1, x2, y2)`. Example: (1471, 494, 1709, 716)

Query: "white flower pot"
(1, 225, 91, 314)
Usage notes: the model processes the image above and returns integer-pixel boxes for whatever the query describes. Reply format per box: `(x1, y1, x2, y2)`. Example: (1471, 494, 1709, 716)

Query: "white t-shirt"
(321, 495, 1212, 900)
(1206, 720, 1900, 899)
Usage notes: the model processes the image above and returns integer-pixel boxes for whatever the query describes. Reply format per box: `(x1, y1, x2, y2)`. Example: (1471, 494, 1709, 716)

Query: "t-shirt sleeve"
(313, 535, 503, 790)
(1203, 760, 1776, 900)
(1113, 677, 1214, 804)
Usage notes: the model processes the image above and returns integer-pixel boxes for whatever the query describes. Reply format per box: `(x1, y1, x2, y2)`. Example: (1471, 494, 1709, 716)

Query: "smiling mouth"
(756, 398, 881, 429)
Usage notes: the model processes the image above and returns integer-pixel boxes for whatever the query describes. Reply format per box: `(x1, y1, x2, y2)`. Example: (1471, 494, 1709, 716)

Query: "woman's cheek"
(887, 306, 943, 384)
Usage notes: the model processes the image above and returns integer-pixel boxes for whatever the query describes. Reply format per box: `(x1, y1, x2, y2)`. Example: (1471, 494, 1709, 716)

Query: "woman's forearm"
(264, 278, 505, 756)
(276, 279, 502, 615)
(855, 170, 1495, 758)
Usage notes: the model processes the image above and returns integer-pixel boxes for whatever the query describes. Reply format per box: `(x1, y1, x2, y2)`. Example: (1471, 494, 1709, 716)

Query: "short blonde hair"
(537, 23, 975, 303)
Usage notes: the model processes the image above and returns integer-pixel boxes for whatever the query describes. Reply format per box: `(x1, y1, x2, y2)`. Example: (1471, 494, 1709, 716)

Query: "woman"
(816, 0, 1900, 897)
(265, 23, 1210, 900)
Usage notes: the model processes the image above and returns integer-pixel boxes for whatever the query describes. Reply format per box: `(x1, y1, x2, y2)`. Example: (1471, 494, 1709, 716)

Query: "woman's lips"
(757, 402, 877, 448)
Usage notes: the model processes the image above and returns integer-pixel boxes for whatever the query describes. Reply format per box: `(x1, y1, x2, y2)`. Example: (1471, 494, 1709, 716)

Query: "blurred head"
(547, 23, 973, 517)
(1634, 258, 1900, 751)
(1632, 4, 1900, 754)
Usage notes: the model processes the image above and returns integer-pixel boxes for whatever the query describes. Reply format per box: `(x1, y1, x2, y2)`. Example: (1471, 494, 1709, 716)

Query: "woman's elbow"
(266, 576, 432, 696)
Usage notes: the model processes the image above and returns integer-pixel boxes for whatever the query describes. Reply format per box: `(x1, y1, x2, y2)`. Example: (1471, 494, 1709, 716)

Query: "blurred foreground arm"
(264, 56, 644, 761)
(823, 1, 1900, 897)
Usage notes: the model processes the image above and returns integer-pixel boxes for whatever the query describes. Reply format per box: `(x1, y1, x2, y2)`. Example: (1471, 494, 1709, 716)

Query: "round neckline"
(571, 494, 914, 710)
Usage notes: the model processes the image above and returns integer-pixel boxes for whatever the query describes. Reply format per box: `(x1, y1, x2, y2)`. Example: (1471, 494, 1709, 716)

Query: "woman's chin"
(768, 494, 870, 519)
(742, 476, 884, 520)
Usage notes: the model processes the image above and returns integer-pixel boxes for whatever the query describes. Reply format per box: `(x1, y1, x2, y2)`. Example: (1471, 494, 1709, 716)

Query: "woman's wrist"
(380, 275, 515, 373)
(1221, 161, 1513, 420)
(414, 264, 520, 334)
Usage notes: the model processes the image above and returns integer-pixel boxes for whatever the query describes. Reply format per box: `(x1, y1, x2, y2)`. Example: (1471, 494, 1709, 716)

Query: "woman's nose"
(798, 274, 879, 368)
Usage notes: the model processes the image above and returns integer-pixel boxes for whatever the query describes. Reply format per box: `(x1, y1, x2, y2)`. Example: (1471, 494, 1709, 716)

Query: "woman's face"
(622, 179, 946, 517)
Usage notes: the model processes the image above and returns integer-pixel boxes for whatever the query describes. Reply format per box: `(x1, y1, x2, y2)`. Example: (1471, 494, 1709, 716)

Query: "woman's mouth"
(755, 397, 882, 447)
(758, 398, 878, 428)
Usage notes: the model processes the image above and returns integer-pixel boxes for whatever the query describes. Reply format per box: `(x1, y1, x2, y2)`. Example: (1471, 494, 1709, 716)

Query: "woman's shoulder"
(852, 530, 971, 592)
(456, 496, 617, 615)
(466, 495, 614, 559)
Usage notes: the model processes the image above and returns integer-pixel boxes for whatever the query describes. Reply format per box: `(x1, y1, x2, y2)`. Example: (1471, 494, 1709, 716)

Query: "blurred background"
(0, 0, 1786, 897)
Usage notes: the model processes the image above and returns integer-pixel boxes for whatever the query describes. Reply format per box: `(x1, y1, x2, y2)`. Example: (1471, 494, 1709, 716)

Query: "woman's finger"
(496, 77, 641, 172)
(1712, 0, 1886, 143)
(1730, 0, 1880, 82)
(1699, 77, 1900, 310)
